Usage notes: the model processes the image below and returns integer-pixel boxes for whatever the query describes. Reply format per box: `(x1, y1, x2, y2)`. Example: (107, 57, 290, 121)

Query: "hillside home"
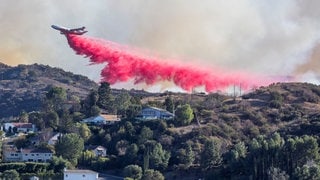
(64, 169, 98, 180)
(136, 107, 174, 120)
(3, 123, 36, 133)
(82, 114, 120, 125)
(48, 133, 62, 146)
(3, 146, 53, 162)
(86, 145, 107, 157)
(29, 129, 56, 146)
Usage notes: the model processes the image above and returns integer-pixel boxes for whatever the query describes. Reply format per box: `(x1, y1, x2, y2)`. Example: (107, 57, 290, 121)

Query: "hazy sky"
(1, 0, 320, 90)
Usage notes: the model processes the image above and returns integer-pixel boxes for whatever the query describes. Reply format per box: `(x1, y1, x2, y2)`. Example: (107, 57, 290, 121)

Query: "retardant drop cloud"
(65, 34, 275, 92)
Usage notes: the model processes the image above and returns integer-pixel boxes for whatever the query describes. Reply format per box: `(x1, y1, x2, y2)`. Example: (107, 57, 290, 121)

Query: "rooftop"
(64, 169, 98, 174)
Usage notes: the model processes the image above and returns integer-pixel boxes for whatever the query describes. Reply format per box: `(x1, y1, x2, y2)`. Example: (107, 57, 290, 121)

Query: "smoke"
(65, 34, 274, 92)
(1, 0, 320, 88)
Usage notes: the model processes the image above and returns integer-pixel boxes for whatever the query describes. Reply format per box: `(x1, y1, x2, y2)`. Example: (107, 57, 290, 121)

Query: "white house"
(136, 107, 174, 120)
(86, 145, 107, 157)
(48, 133, 62, 146)
(20, 148, 53, 162)
(82, 114, 120, 125)
(64, 169, 98, 180)
(3, 123, 36, 133)
(3, 146, 53, 162)
(2, 146, 21, 162)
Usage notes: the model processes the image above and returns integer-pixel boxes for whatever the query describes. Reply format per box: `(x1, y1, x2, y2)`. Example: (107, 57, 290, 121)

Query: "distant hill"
(0, 63, 98, 118)
(145, 82, 320, 140)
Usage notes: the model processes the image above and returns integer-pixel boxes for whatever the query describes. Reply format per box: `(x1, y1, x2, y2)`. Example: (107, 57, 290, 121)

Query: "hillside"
(139, 82, 320, 141)
(2, 63, 320, 179)
(0, 63, 98, 118)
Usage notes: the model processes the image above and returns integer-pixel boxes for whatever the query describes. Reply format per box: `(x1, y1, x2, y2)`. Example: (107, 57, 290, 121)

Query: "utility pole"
(172, 97, 175, 121)
(233, 84, 236, 101)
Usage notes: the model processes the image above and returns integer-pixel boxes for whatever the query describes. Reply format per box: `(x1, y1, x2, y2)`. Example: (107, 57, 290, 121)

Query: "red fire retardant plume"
(65, 34, 272, 92)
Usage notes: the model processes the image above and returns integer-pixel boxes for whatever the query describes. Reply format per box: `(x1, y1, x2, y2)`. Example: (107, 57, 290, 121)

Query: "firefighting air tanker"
(51, 25, 87, 35)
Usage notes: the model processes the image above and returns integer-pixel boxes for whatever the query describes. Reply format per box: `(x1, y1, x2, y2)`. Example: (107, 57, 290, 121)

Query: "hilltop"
(0, 63, 98, 118)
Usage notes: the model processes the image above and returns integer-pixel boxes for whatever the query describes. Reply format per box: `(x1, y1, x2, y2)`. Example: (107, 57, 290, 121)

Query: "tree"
(164, 96, 174, 113)
(230, 141, 247, 161)
(201, 138, 222, 170)
(175, 104, 194, 126)
(58, 109, 74, 133)
(28, 111, 45, 130)
(294, 164, 320, 180)
(142, 169, 164, 180)
(123, 164, 143, 180)
(184, 143, 195, 168)
(149, 143, 171, 170)
(55, 133, 84, 166)
(226, 141, 248, 176)
(49, 156, 73, 173)
(69, 95, 81, 113)
(177, 144, 195, 169)
(78, 123, 91, 141)
(124, 121, 136, 141)
(97, 82, 115, 112)
(285, 135, 319, 176)
(1, 169, 19, 180)
(116, 140, 129, 156)
(81, 90, 99, 117)
(267, 167, 289, 180)
(45, 86, 67, 111)
(126, 104, 142, 120)
(125, 143, 139, 165)
(14, 137, 31, 149)
(114, 92, 131, 115)
(138, 126, 153, 145)
(44, 111, 59, 130)
(90, 105, 101, 117)
(0, 130, 4, 138)
(19, 110, 29, 123)
(82, 150, 96, 165)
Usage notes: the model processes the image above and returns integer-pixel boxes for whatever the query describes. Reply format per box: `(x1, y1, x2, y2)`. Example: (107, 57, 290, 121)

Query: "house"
(29, 176, 39, 180)
(86, 145, 107, 157)
(3, 123, 36, 133)
(64, 169, 99, 180)
(29, 129, 56, 146)
(82, 114, 120, 125)
(2, 146, 21, 162)
(136, 107, 174, 120)
(20, 148, 53, 162)
(48, 133, 62, 146)
(2, 145, 53, 162)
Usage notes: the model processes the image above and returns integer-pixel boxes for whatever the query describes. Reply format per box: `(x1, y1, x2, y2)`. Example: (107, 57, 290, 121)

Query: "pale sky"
(1, 0, 320, 91)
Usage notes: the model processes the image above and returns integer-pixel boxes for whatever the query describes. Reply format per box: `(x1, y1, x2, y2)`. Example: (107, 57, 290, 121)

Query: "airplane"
(51, 25, 87, 35)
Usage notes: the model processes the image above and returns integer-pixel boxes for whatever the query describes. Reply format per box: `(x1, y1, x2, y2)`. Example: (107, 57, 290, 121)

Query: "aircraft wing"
(51, 25, 87, 35)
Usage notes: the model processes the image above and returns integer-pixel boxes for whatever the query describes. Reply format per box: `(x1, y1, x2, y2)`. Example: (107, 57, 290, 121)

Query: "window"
(82, 175, 86, 177)
(31, 154, 34, 156)
(25, 154, 28, 156)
